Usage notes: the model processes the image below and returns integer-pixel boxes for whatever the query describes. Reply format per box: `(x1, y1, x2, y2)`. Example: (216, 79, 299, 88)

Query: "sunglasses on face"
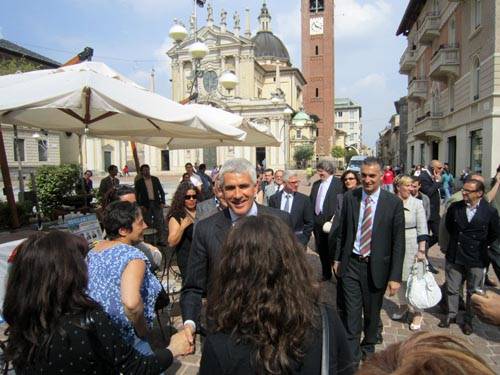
(344, 177, 356, 181)
(184, 194, 197, 200)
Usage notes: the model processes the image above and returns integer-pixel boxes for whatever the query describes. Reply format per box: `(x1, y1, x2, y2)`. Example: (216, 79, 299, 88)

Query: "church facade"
(81, 2, 315, 174)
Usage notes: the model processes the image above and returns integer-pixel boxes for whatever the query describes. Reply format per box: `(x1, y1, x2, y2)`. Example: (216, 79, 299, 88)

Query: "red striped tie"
(359, 197, 373, 257)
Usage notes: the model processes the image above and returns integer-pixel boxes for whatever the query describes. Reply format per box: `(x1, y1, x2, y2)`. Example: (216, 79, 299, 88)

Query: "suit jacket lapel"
(353, 188, 362, 232)
(214, 209, 232, 246)
(372, 190, 386, 235)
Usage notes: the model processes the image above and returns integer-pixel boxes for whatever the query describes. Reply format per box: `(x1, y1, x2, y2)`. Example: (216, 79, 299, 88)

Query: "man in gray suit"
(264, 169, 284, 205)
(195, 174, 226, 223)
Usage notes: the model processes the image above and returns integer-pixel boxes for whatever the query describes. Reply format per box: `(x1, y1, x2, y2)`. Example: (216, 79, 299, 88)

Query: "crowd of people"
(1, 156, 500, 374)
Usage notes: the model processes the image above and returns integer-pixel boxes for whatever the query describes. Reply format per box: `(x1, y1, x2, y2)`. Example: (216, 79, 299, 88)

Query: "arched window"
(472, 57, 480, 100)
(310, 0, 324, 12)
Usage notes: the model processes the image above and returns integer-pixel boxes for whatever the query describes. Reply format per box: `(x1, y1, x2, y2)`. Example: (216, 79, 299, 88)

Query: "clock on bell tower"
(301, 0, 334, 158)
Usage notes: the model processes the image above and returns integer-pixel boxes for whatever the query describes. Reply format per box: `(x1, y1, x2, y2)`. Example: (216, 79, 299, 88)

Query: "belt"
(350, 253, 370, 263)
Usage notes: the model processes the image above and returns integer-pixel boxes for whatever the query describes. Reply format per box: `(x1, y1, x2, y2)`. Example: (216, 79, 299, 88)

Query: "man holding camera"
(439, 177, 499, 335)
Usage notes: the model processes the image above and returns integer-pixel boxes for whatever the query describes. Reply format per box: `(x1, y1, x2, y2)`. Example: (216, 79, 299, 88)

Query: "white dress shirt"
(316, 175, 333, 215)
(353, 188, 381, 255)
(280, 192, 294, 214)
(466, 199, 481, 223)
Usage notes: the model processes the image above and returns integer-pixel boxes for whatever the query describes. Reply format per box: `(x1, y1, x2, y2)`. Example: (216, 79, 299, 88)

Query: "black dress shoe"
(438, 317, 456, 328)
(462, 322, 473, 335)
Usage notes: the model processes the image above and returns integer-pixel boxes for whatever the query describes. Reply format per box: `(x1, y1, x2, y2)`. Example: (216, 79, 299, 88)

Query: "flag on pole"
(196, 0, 206, 7)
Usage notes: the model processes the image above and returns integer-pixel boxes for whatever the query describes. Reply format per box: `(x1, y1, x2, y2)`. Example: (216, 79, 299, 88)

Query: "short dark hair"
(264, 168, 274, 174)
(410, 175, 421, 184)
(139, 164, 149, 172)
(185, 162, 193, 168)
(362, 157, 383, 170)
(109, 185, 136, 203)
(84, 170, 92, 176)
(465, 177, 485, 193)
(103, 201, 141, 240)
(198, 163, 206, 171)
(107, 164, 118, 173)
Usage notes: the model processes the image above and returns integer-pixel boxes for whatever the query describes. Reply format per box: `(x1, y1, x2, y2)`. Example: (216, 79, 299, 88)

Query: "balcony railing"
(430, 44, 460, 82)
(414, 112, 442, 141)
(408, 79, 428, 102)
(417, 12, 440, 45)
(399, 48, 417, 75)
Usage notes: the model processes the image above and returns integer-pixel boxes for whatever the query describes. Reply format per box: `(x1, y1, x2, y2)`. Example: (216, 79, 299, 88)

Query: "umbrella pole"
(0, 124, 20, 228)
(130, 142, 141, 175)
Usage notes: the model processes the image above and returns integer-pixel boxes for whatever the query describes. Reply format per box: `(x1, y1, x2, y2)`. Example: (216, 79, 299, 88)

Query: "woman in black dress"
(2, 231, 192, 374)
(167, 181, 197, 281)
(199, 215, 355, 375)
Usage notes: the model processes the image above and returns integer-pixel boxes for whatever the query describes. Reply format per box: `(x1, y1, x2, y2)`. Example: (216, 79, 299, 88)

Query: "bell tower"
(301, 0, 334, 158)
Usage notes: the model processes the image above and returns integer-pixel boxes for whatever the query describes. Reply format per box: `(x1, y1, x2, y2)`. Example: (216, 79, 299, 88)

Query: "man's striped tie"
(359, 196, 373, 257)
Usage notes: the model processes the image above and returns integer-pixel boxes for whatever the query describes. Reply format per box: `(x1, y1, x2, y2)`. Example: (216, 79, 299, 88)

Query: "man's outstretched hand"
(471, 291, 500, 326)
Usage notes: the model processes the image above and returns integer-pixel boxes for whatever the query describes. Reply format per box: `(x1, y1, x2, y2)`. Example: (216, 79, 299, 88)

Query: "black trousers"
(488, 239, 500, 281)
(314, 226, 332, 280)
(427, 218, 440, 248)
(341, 255, 384, 364)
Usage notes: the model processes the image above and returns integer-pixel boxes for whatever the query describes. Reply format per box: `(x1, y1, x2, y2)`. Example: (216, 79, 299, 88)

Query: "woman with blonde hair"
(392, 175, 429, 330)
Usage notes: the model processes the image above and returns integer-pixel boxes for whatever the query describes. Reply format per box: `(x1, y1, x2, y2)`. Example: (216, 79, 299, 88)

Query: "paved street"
(0, 171, 499, 374)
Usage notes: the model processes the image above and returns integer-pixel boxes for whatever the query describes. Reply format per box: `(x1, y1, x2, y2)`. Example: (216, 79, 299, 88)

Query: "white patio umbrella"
(0, 62, 247, 141)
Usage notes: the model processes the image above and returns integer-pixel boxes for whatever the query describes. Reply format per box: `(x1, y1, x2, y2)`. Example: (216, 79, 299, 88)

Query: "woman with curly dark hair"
(199, 215, 354, 375)
(167, 181, 197, 281)
(2, 231, 192, 373)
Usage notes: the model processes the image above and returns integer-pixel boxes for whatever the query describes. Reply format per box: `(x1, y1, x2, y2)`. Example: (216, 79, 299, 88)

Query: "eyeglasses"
(343, 177, 356, 181)
(184, 194, 197, 200)
(461, 188, 477, 194)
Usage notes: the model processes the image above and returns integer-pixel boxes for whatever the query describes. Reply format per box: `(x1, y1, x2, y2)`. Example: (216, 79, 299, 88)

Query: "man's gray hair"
(282, 170, 298, 182)
(219, 158, 257, 185)
(317, 159, 336, 175)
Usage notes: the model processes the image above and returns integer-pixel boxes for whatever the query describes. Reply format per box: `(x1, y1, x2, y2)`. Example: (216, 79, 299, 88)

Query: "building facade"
(0, 39, 62, 177)
(289, 110, 317, 167)
(377, 114, 400, 167)
(334, 98, 363, 151)
(397, 0, 500, 177)
(301, 0, 335, 158)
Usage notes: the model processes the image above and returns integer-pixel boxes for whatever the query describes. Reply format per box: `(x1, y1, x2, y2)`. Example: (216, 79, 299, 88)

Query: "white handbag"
(322, 215, 334, 233)
(406, 259, 442, 310)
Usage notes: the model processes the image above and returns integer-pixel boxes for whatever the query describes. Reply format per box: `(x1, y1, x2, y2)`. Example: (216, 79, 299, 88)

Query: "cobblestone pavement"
(1, 171, 499, 373)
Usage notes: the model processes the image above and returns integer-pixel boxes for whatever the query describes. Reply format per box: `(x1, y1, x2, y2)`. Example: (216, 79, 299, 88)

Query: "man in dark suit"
(180, 158, 292, 344)
(98, 164, 120, 204)
(134, 164, 166, 244)
(420, 159, 444, 273)
(333, 157, 405, 365)
(310, 159, 343, 280)
(269, 170, 314, 246)
(439, 178, 499, 335)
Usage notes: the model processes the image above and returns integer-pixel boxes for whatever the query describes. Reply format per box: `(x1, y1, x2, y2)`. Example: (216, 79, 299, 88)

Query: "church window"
(315, 45, 319, 55)
(310, 0, 324, 12)
(315, 88, 319, 97)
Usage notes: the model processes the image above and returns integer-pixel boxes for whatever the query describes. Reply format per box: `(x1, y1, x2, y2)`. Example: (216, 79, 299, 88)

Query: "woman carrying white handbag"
(391, 175, 430, 330)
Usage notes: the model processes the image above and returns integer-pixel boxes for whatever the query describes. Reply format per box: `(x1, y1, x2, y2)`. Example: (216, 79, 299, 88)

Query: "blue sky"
(1, 0, 409, 147)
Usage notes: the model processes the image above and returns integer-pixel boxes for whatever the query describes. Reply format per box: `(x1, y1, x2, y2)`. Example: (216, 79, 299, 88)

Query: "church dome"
(293, 111, 311, 121)
(252, 31, 290, 62)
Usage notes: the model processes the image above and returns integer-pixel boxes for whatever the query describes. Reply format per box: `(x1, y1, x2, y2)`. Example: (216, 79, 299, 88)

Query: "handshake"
(167, 325, 196, 357)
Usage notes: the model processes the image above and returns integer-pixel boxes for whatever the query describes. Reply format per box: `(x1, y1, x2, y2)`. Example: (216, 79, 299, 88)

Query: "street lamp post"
(169, 14, 239, 101)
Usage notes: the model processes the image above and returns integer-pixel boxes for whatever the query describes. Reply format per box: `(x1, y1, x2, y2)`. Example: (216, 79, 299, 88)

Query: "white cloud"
(335, 0, 392, 40)
(351, 73, 386, 91)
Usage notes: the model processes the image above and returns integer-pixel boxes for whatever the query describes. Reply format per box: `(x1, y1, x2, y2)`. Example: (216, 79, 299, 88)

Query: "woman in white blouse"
(392, 175, 429, 330)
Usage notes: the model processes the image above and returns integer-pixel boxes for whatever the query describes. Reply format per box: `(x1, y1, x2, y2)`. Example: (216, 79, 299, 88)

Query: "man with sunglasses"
(439, 178, 499, 335)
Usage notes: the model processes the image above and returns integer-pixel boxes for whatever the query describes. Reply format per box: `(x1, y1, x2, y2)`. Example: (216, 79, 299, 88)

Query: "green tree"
(34, 164, 81, 217)
(331, 146, 345, 159)
(293, 145, 314, 168)
(345, 149, 358, 164)
(0, 58, 42, 76)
